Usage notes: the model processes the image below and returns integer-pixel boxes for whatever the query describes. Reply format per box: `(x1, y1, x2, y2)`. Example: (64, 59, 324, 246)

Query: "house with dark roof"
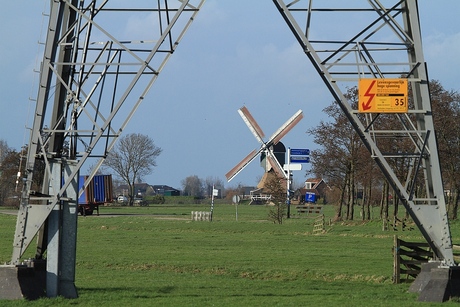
(297, 178, 330, 204)
(151, 185, 180, 196)
(115, 183, 181, 197)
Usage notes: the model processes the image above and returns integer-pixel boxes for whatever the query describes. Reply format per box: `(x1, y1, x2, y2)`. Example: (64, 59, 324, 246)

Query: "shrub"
(150, 195, 165, 204)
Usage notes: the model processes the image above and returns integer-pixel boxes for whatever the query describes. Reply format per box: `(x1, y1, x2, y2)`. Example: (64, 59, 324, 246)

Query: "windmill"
(225, 106, 303, 191)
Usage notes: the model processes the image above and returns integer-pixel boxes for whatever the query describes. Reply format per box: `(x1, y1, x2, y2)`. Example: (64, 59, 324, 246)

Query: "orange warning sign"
(358, 79, 408, 113)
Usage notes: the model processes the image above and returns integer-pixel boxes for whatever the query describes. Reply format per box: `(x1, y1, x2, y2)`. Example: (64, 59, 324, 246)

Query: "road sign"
(290, 156, 310, 163)
(305, 192, 316, 203)
(290, 148, 310, 155)
(358, 78, 408, 113)
(284, 164, 302, 171)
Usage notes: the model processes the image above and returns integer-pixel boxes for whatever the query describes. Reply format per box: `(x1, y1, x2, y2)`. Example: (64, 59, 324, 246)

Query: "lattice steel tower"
(273, 0, 453, 265)
(4, 0, 205, 298)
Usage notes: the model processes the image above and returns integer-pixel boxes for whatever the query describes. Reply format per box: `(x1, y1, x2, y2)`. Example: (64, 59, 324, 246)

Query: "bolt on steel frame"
(272, 0, 454, 265)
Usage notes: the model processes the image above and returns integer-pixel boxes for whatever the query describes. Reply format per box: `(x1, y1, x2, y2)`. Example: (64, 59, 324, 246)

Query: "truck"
(78, 174, 113, 215)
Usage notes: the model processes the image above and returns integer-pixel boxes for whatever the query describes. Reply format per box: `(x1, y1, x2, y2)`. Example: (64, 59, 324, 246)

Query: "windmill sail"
(238, 106, 265, 144)
(267, 154, 287, 179)
(225, 107, 303, 183)
(269, 109, 303, 145)
(225, 149, 261, 182)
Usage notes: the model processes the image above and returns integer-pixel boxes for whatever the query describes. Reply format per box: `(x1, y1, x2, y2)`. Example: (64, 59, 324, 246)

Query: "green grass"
(0, 203, 458, 306)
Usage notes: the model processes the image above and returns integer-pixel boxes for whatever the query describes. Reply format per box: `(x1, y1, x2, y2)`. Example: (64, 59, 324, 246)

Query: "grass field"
(1, 203, 460, 306)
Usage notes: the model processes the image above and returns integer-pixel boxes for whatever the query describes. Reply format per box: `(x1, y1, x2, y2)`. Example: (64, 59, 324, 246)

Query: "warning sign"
(358, 79, 408, 113)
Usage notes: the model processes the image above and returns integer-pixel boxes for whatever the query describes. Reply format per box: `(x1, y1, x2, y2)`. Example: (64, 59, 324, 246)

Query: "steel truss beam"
(11, 0, 205, 295)
(273, 0, 454, 265)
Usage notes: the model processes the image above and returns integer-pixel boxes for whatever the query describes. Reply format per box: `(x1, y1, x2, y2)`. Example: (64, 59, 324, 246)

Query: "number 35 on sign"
(358, 78, 408, 113)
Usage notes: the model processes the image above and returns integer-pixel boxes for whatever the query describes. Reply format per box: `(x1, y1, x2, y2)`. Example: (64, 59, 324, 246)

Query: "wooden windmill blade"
(238, 106, 265, 144)
(225, 148, 262, 182)
(267, 152, 287, 179)
(268, 109, 303, 145)
(226, 106, 303, 183)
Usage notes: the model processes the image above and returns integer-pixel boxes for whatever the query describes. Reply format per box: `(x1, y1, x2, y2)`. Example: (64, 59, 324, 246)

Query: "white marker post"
(211, 185, 218, 221)
(232, 195, 241, 221)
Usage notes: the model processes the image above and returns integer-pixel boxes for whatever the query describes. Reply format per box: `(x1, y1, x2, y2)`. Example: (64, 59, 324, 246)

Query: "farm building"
(297, 178, 330, 204)
(151, 185, 181, 196)
(115, 183, 181, 197)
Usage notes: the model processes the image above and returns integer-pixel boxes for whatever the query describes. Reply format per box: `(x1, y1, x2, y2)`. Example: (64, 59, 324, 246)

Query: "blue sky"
(1, 1, 459, 190)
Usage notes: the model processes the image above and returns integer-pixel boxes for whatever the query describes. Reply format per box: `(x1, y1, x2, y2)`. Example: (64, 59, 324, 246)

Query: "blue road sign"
(305, 192, 316, 203)
(290, 148, 310, 156)
(290, 156, 310, 163)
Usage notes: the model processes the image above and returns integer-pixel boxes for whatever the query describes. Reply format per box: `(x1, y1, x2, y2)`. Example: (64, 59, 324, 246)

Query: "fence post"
(191, 211, 211, 221)
(393, 235, 400, 284)
(393, 236, 432, 283)
(313, 214, 325, 234)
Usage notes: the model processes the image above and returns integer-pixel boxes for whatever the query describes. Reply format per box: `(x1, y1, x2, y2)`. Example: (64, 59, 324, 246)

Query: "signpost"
(290, 156, 310, 163)
(358, 78, 408, 113)
(232, 195, 240, 221)
(284, 164, 302, 171)
(210, 185, 218, 221)
(286, 148, 310, 218)
(305, 192, 316, 203)
(290, 149, 310, 156)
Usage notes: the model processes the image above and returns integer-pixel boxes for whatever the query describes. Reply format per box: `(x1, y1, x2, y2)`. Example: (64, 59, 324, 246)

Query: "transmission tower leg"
(408, 261, 460, 302)
(2, 0, 206, 300)
(59, 160, 79, 298)
(0, 159, 79, 300)
(46, 159, 78, 298)
(46, 203, 60, 297)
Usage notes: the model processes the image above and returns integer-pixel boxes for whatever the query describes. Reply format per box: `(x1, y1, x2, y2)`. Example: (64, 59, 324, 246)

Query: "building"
(151, 185, 180, 196)
(115, 183, 180, 197)
(297, 178, 330, 204)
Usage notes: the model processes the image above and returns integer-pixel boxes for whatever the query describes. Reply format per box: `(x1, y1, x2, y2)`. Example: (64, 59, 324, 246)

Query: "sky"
(1, 1, 459, 191)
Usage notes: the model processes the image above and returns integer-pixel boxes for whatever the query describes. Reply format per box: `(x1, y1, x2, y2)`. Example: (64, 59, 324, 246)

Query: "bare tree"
(0, 144, 24, 207)
(104, 133, 162, 206)
(307, 87, 368, 221)
(85, 163, 103, 176)
(308, 80, 460, 225)
(181, 175, 204, 198)
(0, 141, 15, 205)
(265, 173, 287, 224)
(429, 81, 460, 219)
(0, 139, 9, 164)
(204, 176, 224, 198)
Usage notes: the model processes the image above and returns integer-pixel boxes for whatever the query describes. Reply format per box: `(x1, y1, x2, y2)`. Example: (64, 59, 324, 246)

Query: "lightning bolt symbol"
(362, 80, 376, 111)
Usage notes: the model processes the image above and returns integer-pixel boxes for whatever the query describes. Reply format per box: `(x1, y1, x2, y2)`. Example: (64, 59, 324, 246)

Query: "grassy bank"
(0, 203, 458, 306)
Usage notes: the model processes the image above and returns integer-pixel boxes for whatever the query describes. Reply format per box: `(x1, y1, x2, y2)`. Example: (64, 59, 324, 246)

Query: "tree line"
(2, 80, 458, 215)
(307, 80, 460, 221)
(0, 133, 226, 206)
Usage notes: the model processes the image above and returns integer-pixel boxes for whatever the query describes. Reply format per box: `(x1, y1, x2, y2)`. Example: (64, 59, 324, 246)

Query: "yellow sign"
(358, 78, 408, 113)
